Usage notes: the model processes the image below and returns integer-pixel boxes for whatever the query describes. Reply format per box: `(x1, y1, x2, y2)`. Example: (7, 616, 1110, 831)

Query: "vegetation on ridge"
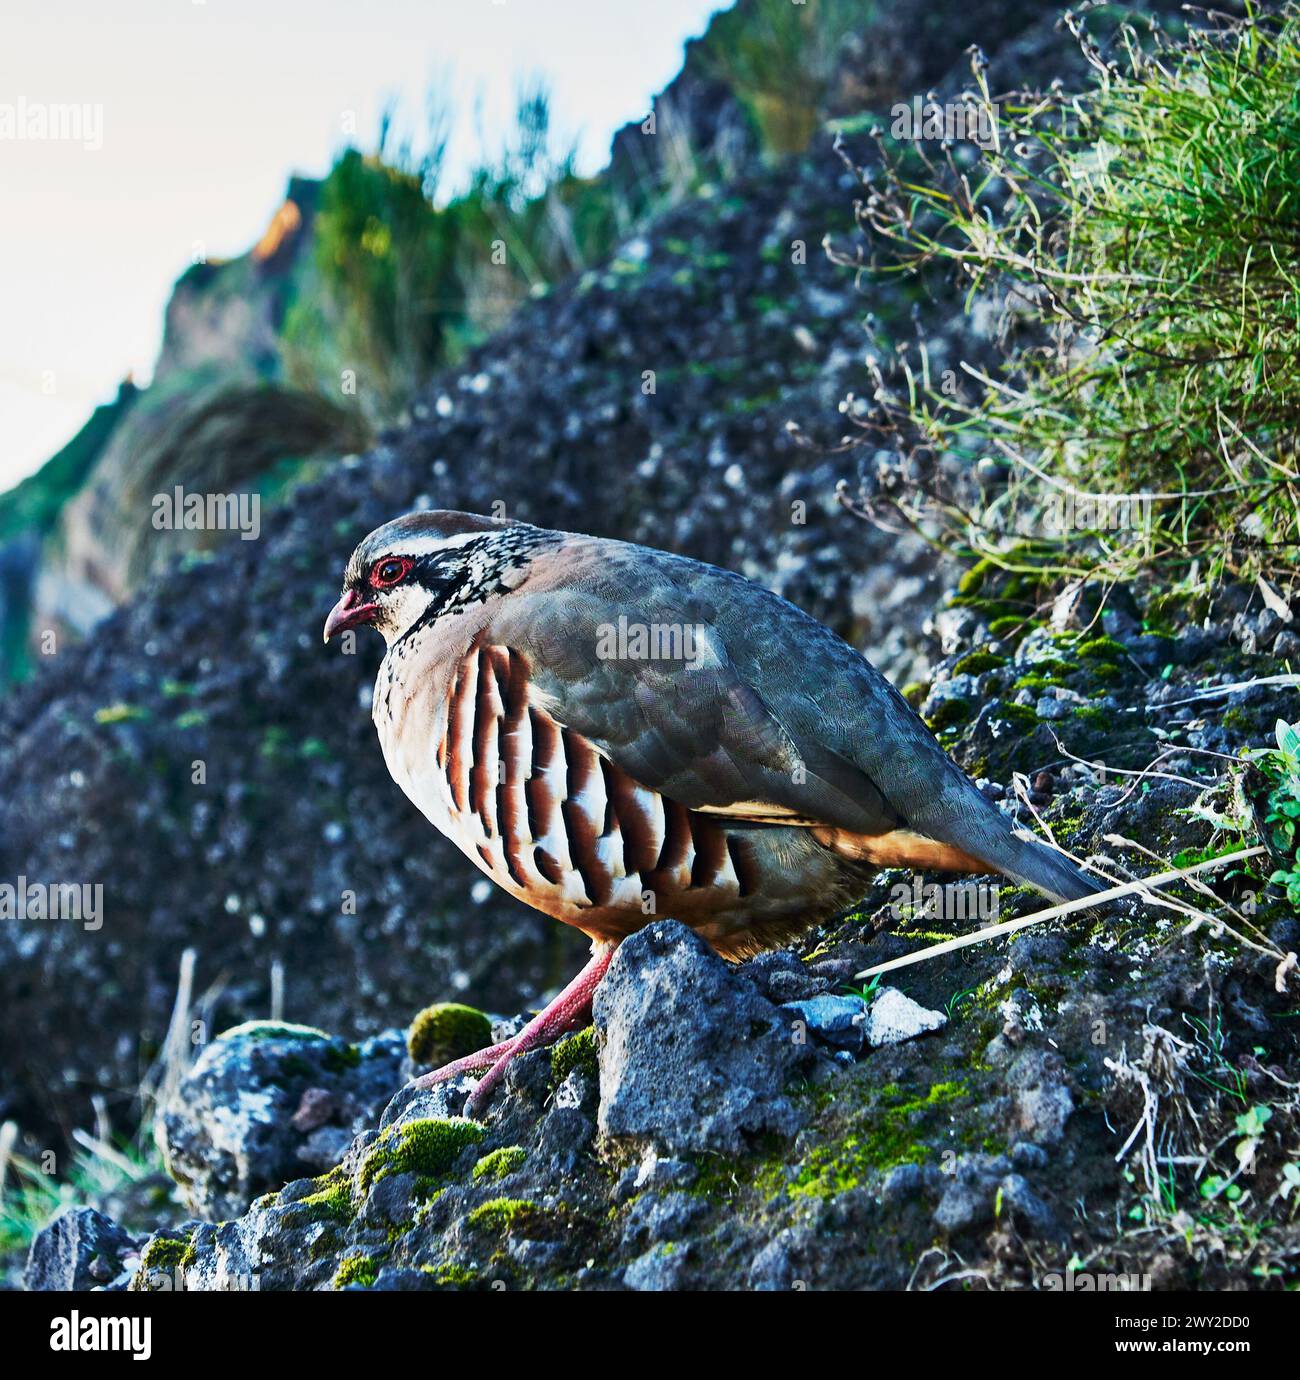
(840, 3, 1300, 597)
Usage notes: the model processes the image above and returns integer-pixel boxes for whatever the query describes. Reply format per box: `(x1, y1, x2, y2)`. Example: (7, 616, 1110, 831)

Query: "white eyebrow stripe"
(353, 529, 485, 573)
(388, 532, 485, 559)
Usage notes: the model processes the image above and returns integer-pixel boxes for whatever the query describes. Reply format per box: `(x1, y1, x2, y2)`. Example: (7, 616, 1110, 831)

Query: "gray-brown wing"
(486, 556, 901, 836)
(487, 533, 1104, 904)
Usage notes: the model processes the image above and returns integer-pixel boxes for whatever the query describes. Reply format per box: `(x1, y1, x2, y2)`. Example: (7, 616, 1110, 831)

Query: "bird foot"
(408, 1036, 518, 1090)
(408, 944, 616, 1118)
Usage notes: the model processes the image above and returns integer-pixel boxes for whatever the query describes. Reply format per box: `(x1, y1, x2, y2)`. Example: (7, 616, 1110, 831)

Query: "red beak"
(323, 588, 379, 643)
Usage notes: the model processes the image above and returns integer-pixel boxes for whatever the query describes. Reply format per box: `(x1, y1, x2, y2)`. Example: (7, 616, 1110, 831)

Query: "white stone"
(866, 986, 948, 1047)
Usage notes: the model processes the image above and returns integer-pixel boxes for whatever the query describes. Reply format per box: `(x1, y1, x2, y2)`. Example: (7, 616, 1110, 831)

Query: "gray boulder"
(158, 1021, 405, 1219)
(594, 920, 807, 1155)
(25, 1207, 141, 1291)
(1006, 1048, 1075, 1145)
(623, 1242, 689, 1291)
(932, 1153, 1012, 1235)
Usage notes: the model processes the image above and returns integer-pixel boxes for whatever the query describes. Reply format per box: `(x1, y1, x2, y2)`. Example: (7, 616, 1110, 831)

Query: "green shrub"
(1252, 720, 1300, 904)
(846, 5, 1300, 591)
(696, 0, 872, 156)
(282, 148, 459, 423)
(282, 82, 628, 427)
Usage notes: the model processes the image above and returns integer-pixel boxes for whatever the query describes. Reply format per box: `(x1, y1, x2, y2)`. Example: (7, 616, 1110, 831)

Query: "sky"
(0, 0, 724, 489)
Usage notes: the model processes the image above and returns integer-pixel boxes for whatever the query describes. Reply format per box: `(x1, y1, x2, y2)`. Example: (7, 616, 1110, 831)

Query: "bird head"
(323, 510, 537, 647)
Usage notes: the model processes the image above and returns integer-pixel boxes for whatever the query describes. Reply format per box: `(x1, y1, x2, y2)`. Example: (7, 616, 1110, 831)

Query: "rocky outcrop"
(23, 1208, 143, 1292)
(594, 922, 811, 1155)
(158, 1022, 406, 1220)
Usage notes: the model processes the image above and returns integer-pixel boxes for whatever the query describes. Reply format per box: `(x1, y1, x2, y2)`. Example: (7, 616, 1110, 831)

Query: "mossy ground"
(332, 1253, 378, 1289)
(129, 1231, 197, 1290)
(357, 1117, 486, 1194)
(550, 1026, 598, 1085)
(472, 1147, 527, 1182)
(295, 1166, 355, 1224)
(682, 1070, 988, 1216)
(465, 1197, 556, 1237)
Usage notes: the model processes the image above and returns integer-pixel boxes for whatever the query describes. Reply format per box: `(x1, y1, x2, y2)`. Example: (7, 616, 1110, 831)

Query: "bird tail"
(820, 772, 1106, 904)
(817, 817, 1104, 903)
(935, 785, 1104, 903)
(993, 831, 1104, 903)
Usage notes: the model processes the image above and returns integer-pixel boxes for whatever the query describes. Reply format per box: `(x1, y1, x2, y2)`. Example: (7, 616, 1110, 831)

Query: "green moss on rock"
(758, 1080, 969, 1204)
(407, 1002, 493, 1067)
(321, 1042, 362, 1073)
(426, 1262, 479, 1287)
(925, 698, 971, 731)
(1076, 635, 1128, 660)
(466, 1197, 550, 1236)
(900, 681, 929, 708)
(296, 1165, 355, 1223)
(332, 1253, 379, 1289)
(989, 615, 1037, 642)
(141, 1234, 195, 1272)
(130, 1232, 196, 1290)
(473, 1146, 527, 1181)
(94, 703, 150, 725)
(1020, 655, 1078, 678)
(953, 650, 1008, 676)
(215, 1020, 331, 1043)
(992, 702, 1040, 731)
(550, 1025, 598, 1084)
(357, 1117, 486, 1194)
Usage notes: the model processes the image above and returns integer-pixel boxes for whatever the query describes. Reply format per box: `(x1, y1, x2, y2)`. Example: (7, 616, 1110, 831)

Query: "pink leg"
(410, 1035, 520, 1088)
(409, 944, 616, 1117)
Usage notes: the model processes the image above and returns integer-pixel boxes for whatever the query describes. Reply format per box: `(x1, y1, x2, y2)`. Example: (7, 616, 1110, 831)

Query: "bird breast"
(372, 633, 765, 936)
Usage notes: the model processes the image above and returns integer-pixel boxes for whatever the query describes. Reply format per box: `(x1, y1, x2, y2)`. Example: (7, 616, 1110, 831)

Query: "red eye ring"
(370, 556, 412, 588)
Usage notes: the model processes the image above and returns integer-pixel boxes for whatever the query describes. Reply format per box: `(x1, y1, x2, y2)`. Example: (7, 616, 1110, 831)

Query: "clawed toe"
(406, 944, 616, 1116)
(463, 1049, 518, 1117)
(409, 1035, 518, 1090)
(401, 1041, 514, 1119)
